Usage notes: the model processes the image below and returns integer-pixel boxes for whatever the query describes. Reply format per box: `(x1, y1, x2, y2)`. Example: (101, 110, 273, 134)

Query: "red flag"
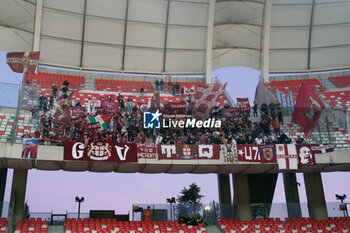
(237, 98, 250, 113)
(52, 104, 71, 126)
(6, 51, 40, 74)
(52, 93, 74, 126)
(292, 83, 325, 138)
(149, 92, 160, 111)
(71, 107, 86, 118)
(190, 83, 227, 120)
(101, 100, 119, 114)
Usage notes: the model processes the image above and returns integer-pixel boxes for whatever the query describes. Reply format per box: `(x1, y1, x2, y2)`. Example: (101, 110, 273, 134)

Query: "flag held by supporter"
(184, 86, 195, 95)
(148, 92, 160, 111)
(292, 82, 325, 138)
(237, 98, 250, 113)
(52, 92, 74, 126)
(190, 83, 227, 120)
(89, 115, 109, 131)
(6, 51, 40, 74)
(276, 144, 298, 170)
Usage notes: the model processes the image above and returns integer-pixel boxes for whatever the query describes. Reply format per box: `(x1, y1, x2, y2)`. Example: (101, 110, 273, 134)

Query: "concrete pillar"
(0, 168, 7, 217)
(248, 174, 278, 218)
(217, 174, 232, 218)
(205, 0, 215, 84)
(232, 174, 252, 221)
(304, 172, 328, 220)
(8, 170, 28, 229)
(283, 173, 302, 218)
(260, 0, 272, 83)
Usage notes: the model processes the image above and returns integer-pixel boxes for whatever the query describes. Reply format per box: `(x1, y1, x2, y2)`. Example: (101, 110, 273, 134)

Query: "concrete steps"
(47, 225, 64, 233)
(205, 225, 222, 233)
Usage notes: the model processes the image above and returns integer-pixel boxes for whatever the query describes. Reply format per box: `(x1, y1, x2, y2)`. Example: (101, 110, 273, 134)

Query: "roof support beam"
(33, 0, 43, 51)
(162, 0, 170, 73)
(260, 0, 272, 83)
(205, 0, 215, 84)
(79, 0, 87, 67)
(307, 0, 316, 71)
(122, 0, 130, 70)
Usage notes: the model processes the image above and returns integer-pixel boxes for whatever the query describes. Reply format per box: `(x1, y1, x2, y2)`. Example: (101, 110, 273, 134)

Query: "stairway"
(84, 78, 96, 91)
(47, 225, 64, 233)
(318, 77, 337, 90)
(205, 225, 222, 233)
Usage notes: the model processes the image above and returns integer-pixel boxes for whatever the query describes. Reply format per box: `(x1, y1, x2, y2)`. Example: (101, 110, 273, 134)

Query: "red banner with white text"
(137, 144, 157, 159)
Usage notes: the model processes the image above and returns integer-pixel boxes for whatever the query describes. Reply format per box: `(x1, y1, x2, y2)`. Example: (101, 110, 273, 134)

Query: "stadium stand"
(328, 76, 350, 88)
(265, 79, 327, 99)
(96, 79, 154, 93)
(0, 113, 15, 143)
(217, 217, 350, 233)
(25, 73, 85, 90)
(65, 219, 207, 233)
(14, 218, 48, 233)
(320, 90, 350, 110)
(0, 218, 7, 233)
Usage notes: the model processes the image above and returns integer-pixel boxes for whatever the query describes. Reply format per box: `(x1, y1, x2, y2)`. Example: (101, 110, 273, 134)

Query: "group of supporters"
(178, 214, 205, 226)
(21, 83, 303, 147)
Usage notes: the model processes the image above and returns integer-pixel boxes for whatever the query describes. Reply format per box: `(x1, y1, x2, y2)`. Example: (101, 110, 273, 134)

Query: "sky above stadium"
(0, 51, 349, 217)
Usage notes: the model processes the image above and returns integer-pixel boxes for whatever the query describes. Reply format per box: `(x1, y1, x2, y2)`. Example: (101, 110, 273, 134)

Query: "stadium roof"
(1, 0, 350, 75)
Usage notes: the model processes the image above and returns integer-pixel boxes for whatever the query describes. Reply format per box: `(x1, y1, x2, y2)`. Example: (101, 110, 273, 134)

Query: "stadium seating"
(328, 75, 350, 88)
(25, 73, 85, 90)
(265, 79, 327, 99)
(218, 217, 350, 233)
(281, 122, 350, 148)
(65, 219, 207, 233)
(14, 218, 48, 233)
(96, 79, 154, 93)
(320, 90, 350, 110)
(0, 113, 15, 142)
(0, 218, 7, 233)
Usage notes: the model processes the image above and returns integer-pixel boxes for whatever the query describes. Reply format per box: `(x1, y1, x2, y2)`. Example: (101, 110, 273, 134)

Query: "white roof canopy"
(1, 0, 350, 74)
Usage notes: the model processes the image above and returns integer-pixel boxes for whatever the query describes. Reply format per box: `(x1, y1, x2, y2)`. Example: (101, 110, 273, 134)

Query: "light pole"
(75, 196, 84, 219)
(335, 194, 348, 217)
(167, 197, 176, 221)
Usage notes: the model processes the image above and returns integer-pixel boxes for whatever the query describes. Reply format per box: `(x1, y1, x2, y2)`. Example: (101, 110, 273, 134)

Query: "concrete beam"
(304, 172, 328, 220)
(283, 173, 302, 218)
(0, 168, 7, 217)
(8, 169, 28, 229)
(233, 174, 252, 221)
(218, 174, 233, 218)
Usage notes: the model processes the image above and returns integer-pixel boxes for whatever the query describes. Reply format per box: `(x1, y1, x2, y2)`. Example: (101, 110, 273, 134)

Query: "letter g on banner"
(72, 142, 84, 159)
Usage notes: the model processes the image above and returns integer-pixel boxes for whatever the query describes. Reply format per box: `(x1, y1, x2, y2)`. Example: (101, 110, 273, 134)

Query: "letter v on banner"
(113, 143, 137, 162)
(115, 145, 130, 161)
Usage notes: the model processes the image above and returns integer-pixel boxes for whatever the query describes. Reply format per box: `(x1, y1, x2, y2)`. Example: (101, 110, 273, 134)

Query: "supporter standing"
(272, 118, 280, 135)
(160, 79, 164, 91)
(144, 206, 151, 222)
(155, 80, 159, 91)
(52, 83, 58, 98)
(140, 86, 144, 98)
(253, 101, 258, 117)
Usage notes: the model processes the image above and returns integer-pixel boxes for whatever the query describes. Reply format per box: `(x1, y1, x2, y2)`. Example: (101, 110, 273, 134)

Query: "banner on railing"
(220, 144, 238, 164)
(296, 145, 316, 166)
(61, 141, 331, 166)
(158, 144, 220, 160)
(22, 138, 39, 159)
(137, 144, 157, 159)
(64, 142, 137, 162)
